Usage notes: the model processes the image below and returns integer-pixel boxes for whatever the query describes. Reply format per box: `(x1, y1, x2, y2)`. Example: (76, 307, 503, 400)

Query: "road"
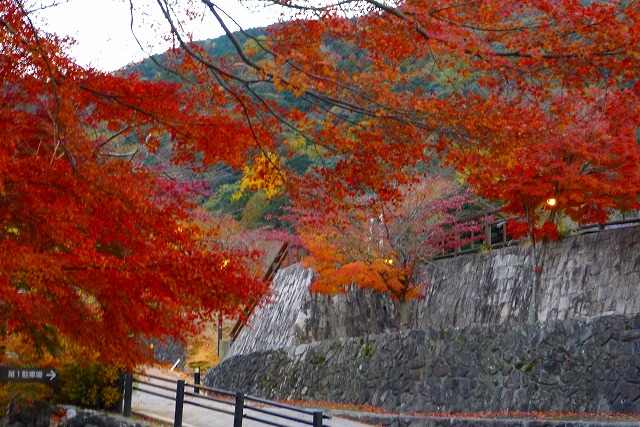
(130, 369, 374, 427)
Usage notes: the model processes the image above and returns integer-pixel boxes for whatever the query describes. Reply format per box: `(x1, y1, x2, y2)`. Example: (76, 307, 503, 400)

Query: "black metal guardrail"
(431, 216, 640, 261)
(119, 372, 330, 427)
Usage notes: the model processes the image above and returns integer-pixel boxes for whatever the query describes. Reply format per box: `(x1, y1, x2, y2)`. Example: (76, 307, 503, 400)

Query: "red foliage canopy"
(95, 0, 640, 238)
(0, 2, 266, 367)
(265, 0, 640, 235)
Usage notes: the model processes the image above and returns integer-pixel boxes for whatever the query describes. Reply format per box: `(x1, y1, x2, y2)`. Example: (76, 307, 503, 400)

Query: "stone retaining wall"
(420, 225, 640, 327)
(229, 264, 398, 357)
(208, 314, 640, 415)
(231, 226, 640, 356)
(341, 415, 640, 427)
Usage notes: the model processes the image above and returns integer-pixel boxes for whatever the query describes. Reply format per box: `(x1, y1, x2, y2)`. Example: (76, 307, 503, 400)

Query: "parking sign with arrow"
(0, 367, 59, 383)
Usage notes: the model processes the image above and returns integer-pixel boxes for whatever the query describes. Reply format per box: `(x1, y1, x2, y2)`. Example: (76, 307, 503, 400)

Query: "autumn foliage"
(130, 0, 640, 241)
(264, 0, 640, 236)
(298, 177, 484, 326)
(0, 2, 266, 368)
(4, 0, 640, 365)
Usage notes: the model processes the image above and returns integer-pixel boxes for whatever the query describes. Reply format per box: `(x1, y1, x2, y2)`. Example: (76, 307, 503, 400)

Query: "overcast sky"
(33, 0, 288, 72)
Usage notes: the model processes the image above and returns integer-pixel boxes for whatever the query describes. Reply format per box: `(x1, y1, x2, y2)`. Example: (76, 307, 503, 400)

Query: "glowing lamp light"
(384, 258, 394, 265)
(546, 198, 557, 207)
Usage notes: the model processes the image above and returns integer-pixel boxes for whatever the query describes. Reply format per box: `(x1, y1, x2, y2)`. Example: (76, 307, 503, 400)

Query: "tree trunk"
(527, 237, 549, 324)
(398, 298, 411, 330)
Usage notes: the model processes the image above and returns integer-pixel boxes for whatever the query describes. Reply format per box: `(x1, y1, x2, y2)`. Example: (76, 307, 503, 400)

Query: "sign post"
(0, 367, 59, 383)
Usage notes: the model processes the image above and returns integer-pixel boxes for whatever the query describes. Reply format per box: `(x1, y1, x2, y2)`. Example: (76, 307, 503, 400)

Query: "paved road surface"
(130, 369, 373, 427)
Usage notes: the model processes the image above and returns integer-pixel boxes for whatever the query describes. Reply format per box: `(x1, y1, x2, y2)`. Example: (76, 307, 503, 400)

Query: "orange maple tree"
(298, 177, 484, 328)
(0, 2, 267, 368)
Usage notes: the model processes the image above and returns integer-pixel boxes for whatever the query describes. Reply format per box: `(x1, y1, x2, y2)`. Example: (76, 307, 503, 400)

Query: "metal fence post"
(233, 392, 244, 427)
(123, 372, 133, 417)
(174, 380, 185, 427)
(114, 372, 125, 414)
(484, 222, 492, 247)
(313, 411, 323, 427)
(193, 367, 200, 394)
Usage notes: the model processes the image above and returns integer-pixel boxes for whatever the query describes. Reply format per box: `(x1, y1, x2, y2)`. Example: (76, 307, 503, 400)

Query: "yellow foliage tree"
(233, 152, 285, 200)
